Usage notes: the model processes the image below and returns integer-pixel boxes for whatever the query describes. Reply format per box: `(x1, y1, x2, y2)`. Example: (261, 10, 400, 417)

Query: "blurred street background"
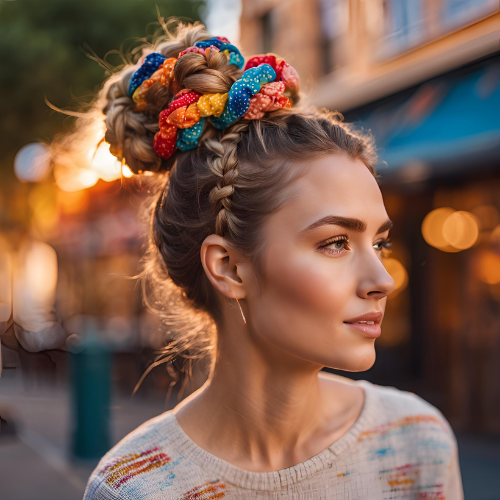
(1, 0, 500, 498)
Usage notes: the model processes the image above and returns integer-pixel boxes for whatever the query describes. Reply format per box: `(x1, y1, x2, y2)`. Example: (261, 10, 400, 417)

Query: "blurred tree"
(0, 0, 205, 184)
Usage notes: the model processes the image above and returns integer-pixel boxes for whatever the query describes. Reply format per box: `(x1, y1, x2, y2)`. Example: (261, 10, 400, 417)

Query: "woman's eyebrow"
(301, 216, 393, 234)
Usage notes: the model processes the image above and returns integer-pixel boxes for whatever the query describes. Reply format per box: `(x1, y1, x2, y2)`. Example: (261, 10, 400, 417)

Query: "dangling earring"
(235, 298, 247, 326)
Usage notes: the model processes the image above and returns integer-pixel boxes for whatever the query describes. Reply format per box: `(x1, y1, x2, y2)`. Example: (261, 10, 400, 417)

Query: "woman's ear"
(200, 234, 246, 300)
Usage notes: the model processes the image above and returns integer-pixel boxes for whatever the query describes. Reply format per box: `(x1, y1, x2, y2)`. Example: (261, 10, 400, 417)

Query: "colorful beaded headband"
(126, 37, 300, 161)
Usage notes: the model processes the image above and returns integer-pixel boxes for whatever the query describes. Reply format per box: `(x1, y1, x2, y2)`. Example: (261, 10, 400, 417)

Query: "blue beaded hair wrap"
(209, 64, 277, 130)
(176, 118, 207, 151)
(194, 37, 245, 69)
(128, 52, 167, 96)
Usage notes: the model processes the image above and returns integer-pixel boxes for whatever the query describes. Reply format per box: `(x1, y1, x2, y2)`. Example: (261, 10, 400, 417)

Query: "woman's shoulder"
(322, 373, 450, 424)
(319, 372, 458, 450)
(82, 410, 214, 500)
(354, 380, 463, 498)
(360, 380, 452, 425)
(356, 379, 459, 450)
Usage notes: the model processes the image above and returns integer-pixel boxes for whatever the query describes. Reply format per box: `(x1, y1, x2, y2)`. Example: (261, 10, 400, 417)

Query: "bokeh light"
(91, 142, 122, 182)
(421, 207, 457, 250)
(475, 250, 500, 285)
(442, 210, 479, 250)
(51, 137, 132, 191)
(122, 165, 134, 178)
(422, 207, 479, 252)
(54, 164, 99, 192)
(15, 241, 58, 305)
(14, 142, 51, 182)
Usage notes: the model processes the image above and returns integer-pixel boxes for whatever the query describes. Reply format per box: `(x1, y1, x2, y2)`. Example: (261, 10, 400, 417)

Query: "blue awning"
(348, 57, 500, 178)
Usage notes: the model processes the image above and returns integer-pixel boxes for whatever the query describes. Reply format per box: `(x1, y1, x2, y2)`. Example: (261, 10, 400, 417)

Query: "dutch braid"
(205, 122, 250, 237)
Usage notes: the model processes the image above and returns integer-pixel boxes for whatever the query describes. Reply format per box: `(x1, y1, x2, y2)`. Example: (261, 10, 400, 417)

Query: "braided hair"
(206, 122, 250, 237)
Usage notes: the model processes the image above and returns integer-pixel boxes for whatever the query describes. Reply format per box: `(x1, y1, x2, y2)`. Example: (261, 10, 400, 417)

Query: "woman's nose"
(356, 251, 396, 300)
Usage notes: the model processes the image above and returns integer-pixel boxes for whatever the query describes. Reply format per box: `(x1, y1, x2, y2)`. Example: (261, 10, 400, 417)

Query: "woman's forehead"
(279, 155, 387, 229)
(299, 154, 379, 194)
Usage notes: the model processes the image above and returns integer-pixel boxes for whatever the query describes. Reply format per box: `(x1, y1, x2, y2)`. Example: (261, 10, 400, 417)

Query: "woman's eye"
(374, 238, 393, 257)
(318, 236, 393, 257)
(318, 236, 350, 256)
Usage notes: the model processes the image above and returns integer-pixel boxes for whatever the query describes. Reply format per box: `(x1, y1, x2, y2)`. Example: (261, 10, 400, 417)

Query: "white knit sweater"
(83, 379, 463, 499)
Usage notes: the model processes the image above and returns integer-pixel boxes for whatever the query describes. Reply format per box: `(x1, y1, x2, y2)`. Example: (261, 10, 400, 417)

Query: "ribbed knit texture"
(83, 379, 463, 499)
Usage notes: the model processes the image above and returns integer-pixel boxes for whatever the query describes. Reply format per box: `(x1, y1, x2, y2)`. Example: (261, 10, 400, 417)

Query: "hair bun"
(97, 26, 217, 174)
(100, 24, 301, 175)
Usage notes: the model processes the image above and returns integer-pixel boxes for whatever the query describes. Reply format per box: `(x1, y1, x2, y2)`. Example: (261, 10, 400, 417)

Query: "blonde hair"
(50, 19, 379, 396)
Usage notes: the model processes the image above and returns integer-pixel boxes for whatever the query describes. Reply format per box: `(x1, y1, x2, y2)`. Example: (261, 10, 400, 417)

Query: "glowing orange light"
(421, 207, 478, 252)
(14, 242, 58, 308)
(475, 250, 500, 285)
(54, 165, 99, 192)
(421, 207, 456, 250)
(442, 211, 479, 250)
(57, 190, 89, 215)
(91, 142, 122, 182)
(122, 165, 134, 178)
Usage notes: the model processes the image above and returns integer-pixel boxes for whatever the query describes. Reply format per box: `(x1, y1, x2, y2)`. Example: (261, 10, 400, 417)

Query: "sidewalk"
(0, 365, 168, 500)
(0, 437, 87, 500)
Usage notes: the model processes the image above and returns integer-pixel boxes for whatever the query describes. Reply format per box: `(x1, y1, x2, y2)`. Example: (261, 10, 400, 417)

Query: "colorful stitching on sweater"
(358, 415, 448, 441)
(180, 479, 227, 499)
(380, 463, 446, 498)
(100, 446, 173, 489)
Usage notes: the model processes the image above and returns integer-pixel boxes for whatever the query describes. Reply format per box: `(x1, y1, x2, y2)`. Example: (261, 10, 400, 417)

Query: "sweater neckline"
(163, 379, 378, 491)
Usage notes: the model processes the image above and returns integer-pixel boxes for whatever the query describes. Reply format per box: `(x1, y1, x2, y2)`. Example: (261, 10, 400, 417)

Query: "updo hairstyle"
(50, 20, 379, 390)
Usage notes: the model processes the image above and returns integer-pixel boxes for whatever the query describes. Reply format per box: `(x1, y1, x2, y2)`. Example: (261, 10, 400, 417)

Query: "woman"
(72, 21, 463, 499)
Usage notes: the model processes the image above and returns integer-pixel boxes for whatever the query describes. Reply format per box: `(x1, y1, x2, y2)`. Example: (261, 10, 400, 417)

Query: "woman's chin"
(326, 347, 377, 373)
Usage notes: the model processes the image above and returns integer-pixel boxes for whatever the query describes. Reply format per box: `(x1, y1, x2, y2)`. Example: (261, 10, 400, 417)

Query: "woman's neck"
(172, 322, 364, 472)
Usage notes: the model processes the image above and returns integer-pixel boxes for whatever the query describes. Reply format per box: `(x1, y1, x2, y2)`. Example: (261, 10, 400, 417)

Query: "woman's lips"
(343, 321, 381, 338)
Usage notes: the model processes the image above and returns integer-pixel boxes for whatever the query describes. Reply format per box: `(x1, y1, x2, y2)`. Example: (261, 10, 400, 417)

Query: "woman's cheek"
(264, 245, 351, 312)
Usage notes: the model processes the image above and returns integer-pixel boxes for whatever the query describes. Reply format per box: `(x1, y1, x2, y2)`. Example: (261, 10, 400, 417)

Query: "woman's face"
(247, 154, 395, 372)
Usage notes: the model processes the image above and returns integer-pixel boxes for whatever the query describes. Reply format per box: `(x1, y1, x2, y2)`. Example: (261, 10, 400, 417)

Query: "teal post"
(70, 326, 112, 460)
